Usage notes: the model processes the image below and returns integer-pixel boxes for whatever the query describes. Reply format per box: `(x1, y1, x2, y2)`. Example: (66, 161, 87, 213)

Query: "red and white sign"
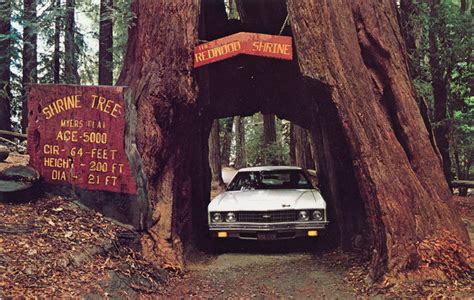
(194, 32, 292, 68)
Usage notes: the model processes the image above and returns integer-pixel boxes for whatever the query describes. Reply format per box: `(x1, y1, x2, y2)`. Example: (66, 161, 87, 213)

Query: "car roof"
(238, 166, 303, 172)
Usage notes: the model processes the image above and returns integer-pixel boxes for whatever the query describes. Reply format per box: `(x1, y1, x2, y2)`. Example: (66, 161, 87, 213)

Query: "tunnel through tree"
(117, 0, 470, 281)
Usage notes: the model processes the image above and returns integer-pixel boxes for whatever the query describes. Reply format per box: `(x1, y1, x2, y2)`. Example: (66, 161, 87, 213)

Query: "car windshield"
(227, 170, 313, 191)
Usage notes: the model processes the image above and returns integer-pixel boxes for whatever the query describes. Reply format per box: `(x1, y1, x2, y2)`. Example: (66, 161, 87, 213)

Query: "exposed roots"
(140, 231, 185, 272)
(394, 231, 473, 281)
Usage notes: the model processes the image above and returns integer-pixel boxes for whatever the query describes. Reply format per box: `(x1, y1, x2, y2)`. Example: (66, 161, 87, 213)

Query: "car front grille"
(237, 210, 297, 223)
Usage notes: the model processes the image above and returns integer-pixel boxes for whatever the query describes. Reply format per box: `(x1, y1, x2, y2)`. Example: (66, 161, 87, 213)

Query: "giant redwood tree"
(118, 0, 470, 280)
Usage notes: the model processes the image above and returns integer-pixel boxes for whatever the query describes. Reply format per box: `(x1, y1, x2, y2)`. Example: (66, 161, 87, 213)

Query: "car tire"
(208, 237, 229, 254)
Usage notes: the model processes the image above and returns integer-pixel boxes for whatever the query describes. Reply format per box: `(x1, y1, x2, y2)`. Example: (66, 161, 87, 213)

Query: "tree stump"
(0, 166, 40, 202)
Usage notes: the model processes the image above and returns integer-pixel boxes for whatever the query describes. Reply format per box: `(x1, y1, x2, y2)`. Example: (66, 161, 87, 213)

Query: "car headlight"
(226, 212, 237, 222)
(298, 210, 309, 221)
(211, 212, 222, 223)
(313, 210, 324, 221)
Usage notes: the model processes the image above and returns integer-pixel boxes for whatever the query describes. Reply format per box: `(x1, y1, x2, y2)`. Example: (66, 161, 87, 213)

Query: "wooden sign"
(27, 84, 137, 194)
(194, 32, 292, 68)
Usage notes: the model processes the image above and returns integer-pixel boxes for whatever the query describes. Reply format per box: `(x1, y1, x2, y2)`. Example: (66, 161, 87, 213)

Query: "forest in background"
(0, 0, 472, 184)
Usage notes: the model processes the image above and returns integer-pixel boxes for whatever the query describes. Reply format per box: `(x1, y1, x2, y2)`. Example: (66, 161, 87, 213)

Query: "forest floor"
(0, 155, 473, 298)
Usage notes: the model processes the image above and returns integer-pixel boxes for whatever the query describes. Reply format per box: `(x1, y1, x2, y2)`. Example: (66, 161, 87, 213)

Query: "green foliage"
(75, 0, 99, 84)
(244, 114, 290, 166)
(407, 0, 473, 179)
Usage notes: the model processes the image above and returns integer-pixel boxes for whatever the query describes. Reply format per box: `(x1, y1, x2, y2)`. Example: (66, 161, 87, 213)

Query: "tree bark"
(262, 113, 276, 146)
(99, 0, 113, 85)
(293, 124, 314, 170)
(233, 116, 246, 169)
(289, 122, 296, 164)
(398, 0, 422, 80)
(398, 0, 417, 54)
(288, 0, 469, 280)
(208, 119, 224, 185)
(308, 130, 318, 173)
(117, 0, 470, 281)
(53, 0, 61, 84)
(428, 0, 452, 184)
(0, 0, 11, 131)
(220, 118, 233, 166)
(21, 0, 37, 133)
(118, 0, 200, 270)
(64, 0, 80, 84)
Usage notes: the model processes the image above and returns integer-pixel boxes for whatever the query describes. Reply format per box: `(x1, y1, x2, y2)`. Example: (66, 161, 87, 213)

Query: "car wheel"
(208, 237, 229, 254)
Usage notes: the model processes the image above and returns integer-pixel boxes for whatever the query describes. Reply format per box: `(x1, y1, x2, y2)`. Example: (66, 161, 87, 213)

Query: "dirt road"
(162, 240, 361, 299)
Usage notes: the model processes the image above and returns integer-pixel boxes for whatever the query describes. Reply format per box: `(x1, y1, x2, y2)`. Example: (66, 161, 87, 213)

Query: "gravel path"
(163, 240, 359, 299)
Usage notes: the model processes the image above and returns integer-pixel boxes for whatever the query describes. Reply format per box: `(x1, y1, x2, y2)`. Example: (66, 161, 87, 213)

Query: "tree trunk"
(220, 118, 233, 166)
(64, 0, 80, 84)
(233, 116, 246, 169)
(308, 130, 318, 173)
(461, 0, 474, 15)
(398, 0, 417, 54)
(293, 123, 314, 170)
(453, 147, 468, 196)
(288, 0, 469, 280)
(208, 119, 224, 185)
(117, 0, 470, 281)
(53, 0, 60, 84)
(428, 0, 452, 184)
(99, 0, 113, 85)
(289, 122, 296, 164)
(21, 0, 37, 133)
(262, 113, 276, 146)
(0, 0, 11, 131)
(398, 0, 422, 79)
(118, 0, 200, 270)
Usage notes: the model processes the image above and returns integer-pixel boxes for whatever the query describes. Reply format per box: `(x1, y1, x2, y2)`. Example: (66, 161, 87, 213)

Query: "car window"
(227, 170, 313, 191)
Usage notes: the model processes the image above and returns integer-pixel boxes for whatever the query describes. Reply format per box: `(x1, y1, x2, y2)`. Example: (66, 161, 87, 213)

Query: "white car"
(208, 166, 328, 240)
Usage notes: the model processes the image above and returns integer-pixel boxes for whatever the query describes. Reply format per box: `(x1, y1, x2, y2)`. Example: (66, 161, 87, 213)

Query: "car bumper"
(208, 221, 329, 240)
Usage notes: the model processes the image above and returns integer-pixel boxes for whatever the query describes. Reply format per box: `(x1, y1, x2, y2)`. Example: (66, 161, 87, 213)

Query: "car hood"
(208, 189, 326, 212)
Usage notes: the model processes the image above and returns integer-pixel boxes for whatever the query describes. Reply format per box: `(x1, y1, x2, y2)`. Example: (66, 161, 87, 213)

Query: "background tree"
(64, 0, 79, 84)
(428, 0, 452, 182)
(293, 123, 314, 170)
(219, 117, 233, 166)
(233, 116, 246, 168)
(53, 0, 61, 83)
(21, 0, 37, 133)
(99, 0, 113, 85)
(262, 113, 276, 164)
(289, 122, 296, 164)
(0, 0, 12, 131)
(208, 119, 224, 185)
(262, 114, 276, 146)
(398, 0, 473, 185)
(111, 0, 133, 80)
